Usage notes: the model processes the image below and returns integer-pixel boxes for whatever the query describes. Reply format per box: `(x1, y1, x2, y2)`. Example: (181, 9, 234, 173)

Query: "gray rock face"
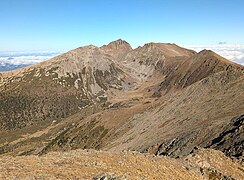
(207, 114, 244, 158)
(145, 114, 244, 159)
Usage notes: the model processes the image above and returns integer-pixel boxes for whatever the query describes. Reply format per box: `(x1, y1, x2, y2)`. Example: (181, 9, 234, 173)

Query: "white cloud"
(0, 50, 65, 70)
(0, 50, 64, 57)
(0, 55, 55, 66)
(186, 44, 244, 65)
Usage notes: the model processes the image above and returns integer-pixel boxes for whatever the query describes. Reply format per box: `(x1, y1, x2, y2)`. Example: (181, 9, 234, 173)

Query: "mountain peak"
(197, 49, 243, 67)
(138, 42, 195, 58)
(102, 39, 132, 50)
(198, 49, 215, 55)
(100, 39, 132, 60)
(113, 38, 130, 45)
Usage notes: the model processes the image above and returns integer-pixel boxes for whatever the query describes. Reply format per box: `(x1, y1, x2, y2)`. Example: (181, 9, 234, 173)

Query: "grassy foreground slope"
(0, 148, 243, 179)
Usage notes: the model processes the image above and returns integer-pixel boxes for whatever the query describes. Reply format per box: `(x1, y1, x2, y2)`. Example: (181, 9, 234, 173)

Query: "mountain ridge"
(0, 40, 243, 167)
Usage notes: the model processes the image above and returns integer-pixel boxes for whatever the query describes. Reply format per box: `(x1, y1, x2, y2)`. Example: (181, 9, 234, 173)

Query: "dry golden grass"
(0, 149, 202, 180)
(1, 148, 243, 179)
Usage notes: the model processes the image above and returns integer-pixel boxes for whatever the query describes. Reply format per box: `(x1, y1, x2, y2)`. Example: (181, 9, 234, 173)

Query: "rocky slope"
(0, 40, 136, 130)
(0, 39, 243, 179)
(207, 114, 244, 158)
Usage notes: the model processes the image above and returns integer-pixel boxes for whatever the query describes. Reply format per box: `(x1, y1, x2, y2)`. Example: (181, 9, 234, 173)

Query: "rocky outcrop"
(207, 114, 244, 158)
(145, 114, 244, 160)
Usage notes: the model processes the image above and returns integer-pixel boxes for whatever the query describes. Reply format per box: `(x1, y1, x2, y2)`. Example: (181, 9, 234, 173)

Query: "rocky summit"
(0, 39, 243, 179)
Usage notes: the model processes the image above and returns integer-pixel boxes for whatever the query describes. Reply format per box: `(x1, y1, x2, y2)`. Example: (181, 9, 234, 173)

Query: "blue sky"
(0, 0, 243, 51)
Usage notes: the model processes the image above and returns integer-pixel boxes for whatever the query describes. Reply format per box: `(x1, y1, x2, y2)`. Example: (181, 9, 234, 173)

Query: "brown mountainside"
(0, 39, 243, 178)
